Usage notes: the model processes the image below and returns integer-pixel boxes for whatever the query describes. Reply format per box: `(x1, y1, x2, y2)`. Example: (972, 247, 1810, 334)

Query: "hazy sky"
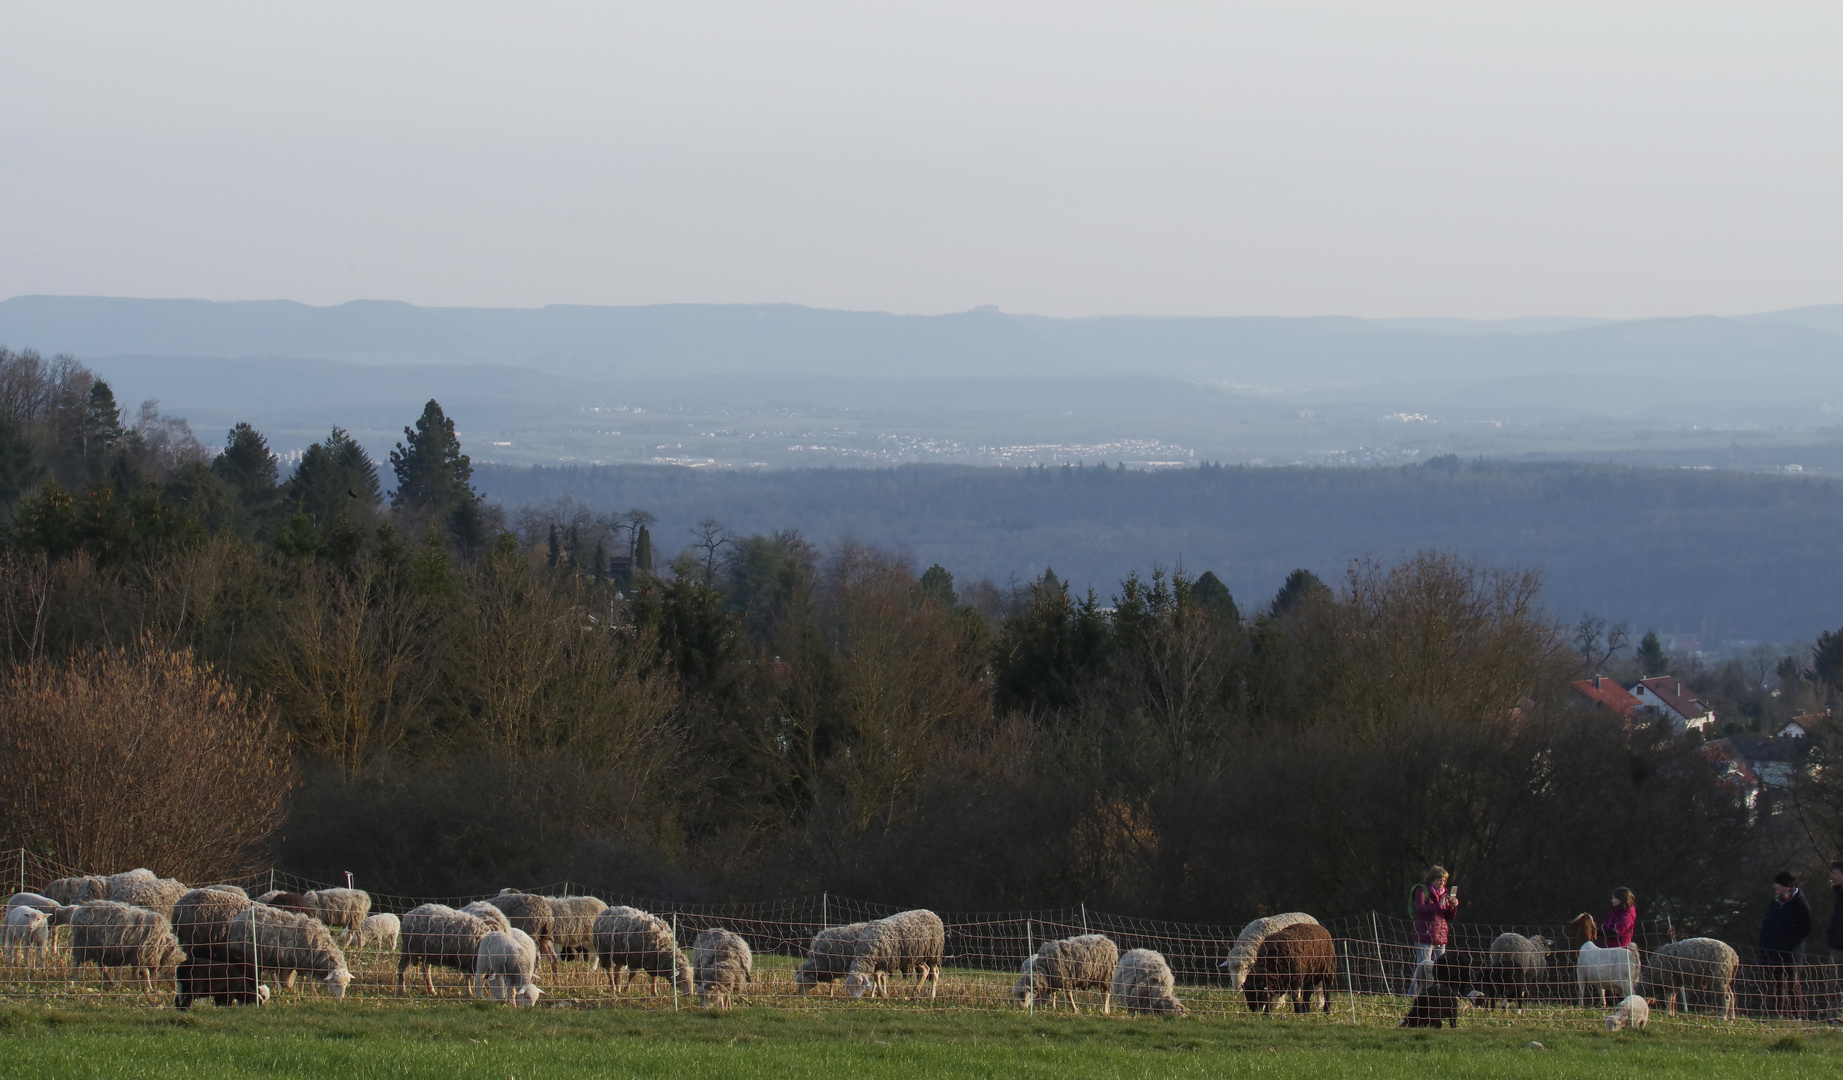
(5, 2, 1840, 318)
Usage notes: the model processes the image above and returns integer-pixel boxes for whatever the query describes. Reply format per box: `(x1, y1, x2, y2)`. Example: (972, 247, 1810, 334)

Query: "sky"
(4, 2, 1840, 319)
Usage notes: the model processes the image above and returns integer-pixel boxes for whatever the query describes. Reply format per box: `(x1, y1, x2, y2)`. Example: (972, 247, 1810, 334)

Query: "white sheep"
(3, 906, 51, 961)
(693, 927, 752, 1009)
(486, 892, 561, 973)
(1218, 913, 1318, 992)
(592, 906, 693, 997)
(173, 887, 255, 950)
(475, 928, 543, 1006)
(1577, 942, 1639, 1009)
(461, 901, 513, 933)
(42, 876, 108, 905)
(797, 922, 870, 995)
(544, 895, 609, 965)
(304, 888, 371, 937)
(113, 877, 189, 921)
(359, 913, 401, 952)
(1015, 934, 1119, 1013)
(845, 910, 945, 1000)
(1605, 993, 1649, 1031)
(1639, 937, 1737, 1019)
(230, 905, 353, 999)
(398, 904, 493, 995)
(1112, 947, 1186, 1016)
(69, 900, 186, 992)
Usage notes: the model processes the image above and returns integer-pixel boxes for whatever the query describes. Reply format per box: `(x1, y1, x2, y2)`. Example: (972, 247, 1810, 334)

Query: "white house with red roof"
(1570, 675, 1640, 717)
(1628, 676, 1716, 733)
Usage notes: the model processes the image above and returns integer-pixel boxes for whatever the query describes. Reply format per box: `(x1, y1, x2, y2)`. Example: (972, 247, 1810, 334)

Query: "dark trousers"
(1759, 951, 1804, 1019)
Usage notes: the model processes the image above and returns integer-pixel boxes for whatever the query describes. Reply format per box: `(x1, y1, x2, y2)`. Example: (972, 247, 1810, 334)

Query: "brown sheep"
(1243, 922, 1336, 1014)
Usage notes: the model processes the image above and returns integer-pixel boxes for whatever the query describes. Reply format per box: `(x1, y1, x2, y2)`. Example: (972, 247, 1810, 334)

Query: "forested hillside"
(479, 459, 1843, 644)
(3, 344, 1842, 940)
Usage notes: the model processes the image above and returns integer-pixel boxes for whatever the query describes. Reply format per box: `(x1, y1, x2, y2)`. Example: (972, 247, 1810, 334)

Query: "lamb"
(545, 895, 609, 964)
(1638, 937, 1737, 1019)
(230, 905, 353, 999)
(359, 913, 401, 952)
(1400, 983, 1464, 1028)
(304, 888, 371, 936)
(43, 876, 109, 905)
(1218, 912, 1319, 992)
(175, 945, 271, 1009)
(1576, 942, 1639, 1009)
(173, 887, 255, 950)
(487, 891, 562, 972)
(1604, 993, 1649, 1031)
(475, 928, 543, 1006)
(69, 900, 186, 992)
(398, 903, 493, 995)
(461, 902, 513, 932)
(3, 906, 51, 961)
(8, 891, 63, 917)
(1111, 948, 1186, 1016)
(845, 909, 945, 1000)
(1477, 933, 1551, 1011)
(592, 906, 693, 997)
(1244, 922, 1337, 1015)
(693, 927, 752, 1009)
(796, 922, 870, 995)
(1014, 933, 1118, 1013)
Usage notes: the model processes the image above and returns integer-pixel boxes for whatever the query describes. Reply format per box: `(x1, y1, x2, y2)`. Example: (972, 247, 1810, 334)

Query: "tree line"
(0, 345, 1838, 941)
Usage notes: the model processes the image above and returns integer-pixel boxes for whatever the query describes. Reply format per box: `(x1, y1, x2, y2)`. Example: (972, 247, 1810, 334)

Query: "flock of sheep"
(0, 872, 1752, 1027)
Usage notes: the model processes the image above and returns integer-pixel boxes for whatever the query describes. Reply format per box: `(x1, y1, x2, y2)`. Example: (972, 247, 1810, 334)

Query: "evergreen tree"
(1193, 570, 1241, 625)
(919, 563, 957, 608)
(80, 379, 125, 476)
(389, 400, 476, 514)
(1270, 568, 1331, 620)
(1811, 628, 1843, 692)
(634, 525, 653, 573)
(0, 414, 42, 512)
(1637, 630, 1670, 677)
(286, 426, 381, 527)
(211, 422, 280, 527)
(547, 523, 561, 568)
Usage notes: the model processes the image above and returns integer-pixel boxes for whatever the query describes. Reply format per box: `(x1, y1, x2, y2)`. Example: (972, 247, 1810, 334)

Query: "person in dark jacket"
(1760, 870, 1814, 1018)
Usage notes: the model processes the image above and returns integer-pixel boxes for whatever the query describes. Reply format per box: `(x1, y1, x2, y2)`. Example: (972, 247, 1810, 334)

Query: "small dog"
(1401, 983, 1462, 1028)
(1604, 993, 1649, 1031)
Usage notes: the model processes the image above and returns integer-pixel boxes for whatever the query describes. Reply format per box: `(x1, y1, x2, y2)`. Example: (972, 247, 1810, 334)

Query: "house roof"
(1572, 676, 1640, 716)
(1634, 676, 1712, 720)
(1701, 740, 1761, 790)
(1723, 734, 1811, 764)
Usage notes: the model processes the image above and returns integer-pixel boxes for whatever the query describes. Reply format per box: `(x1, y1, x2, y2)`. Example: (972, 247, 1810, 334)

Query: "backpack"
(1408, 884, 1424, 918)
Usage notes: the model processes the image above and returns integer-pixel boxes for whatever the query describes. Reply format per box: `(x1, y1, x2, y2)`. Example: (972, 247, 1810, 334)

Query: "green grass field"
(1, 999, 1838, 1080)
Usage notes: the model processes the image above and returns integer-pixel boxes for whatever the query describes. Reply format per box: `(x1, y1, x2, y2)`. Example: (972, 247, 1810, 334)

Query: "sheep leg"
(1101, 989, 1112, 1016)
(424, 961, 437, 996)
(544, 939, 561, 976)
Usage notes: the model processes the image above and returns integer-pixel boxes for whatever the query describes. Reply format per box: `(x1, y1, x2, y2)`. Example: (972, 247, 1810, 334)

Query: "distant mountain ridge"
(3, 294, 1840, 391)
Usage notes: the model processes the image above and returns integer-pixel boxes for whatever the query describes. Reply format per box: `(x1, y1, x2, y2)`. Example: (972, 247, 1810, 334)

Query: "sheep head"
(515, 983, 543, 1007)
(845, 971, 876, 999)
(325, 968, 353, 999)
(256, 984, 272, 1004)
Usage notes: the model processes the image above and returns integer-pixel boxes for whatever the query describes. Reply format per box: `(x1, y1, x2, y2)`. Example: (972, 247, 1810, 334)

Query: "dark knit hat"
(1774, 870, 1798, 887)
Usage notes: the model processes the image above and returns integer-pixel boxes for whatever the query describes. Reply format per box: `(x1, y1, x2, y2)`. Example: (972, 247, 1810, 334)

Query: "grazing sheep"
(475, 928, 543, 1007)
(398, 904, 493, 995)
(104, 869, 157, 895)
(359, 913, 401, 952)
(694, 927, 752, 1009)
(1112, 948, 1186, 1016)
(1218, 913, 1320, 992)
(254, 891, 316, 918)
(460, 901, 513, 933)
(175, 945, 270, 1009)
(8, 891, 62, 917)
(230, 906, 353, 999)
(1478, 933, 1551, 1011)
(112, 877, 188, 921)
(43, 876, 109, 905)
(68, 900, 186, 992)
(796, 922, 870, 995)
(1245, 922, 1337, 1015)
(304, 888, 371, 936)
(1015, 934, 1118, 1013)
(4, 906, 51, 961)
(173, 888, 255, 950)
(1639, 937, 1738, 1019)
(845, 909, 945, 1000)
(1576, 942, 1639, 1009)
(1400, 983, 1464, 1028)
(545, 895, 609, 964)
(592, 906, 692, 997)
(202, 883, 249, 898)
(1605, 993, 1649, 1031)
(487, 891, 561, 972)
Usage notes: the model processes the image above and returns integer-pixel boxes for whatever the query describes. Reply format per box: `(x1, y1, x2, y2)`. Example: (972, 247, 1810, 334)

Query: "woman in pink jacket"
(1602, 887, 1638, 949)
(1409, 866, 1459, 996)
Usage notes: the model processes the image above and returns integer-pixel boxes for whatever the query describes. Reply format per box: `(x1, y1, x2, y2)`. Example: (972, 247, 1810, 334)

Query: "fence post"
(1025, 918, 1034, 1014)
(269, 868, 276, 896)
(1343, 938, 1357, 1024)
(822, 892, 828, 929)
(1080, 903, 1088, 935)
(672, 912, 681, 1012)
(1370, 912, 1383, 996)
(16, 848, 23, 895)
